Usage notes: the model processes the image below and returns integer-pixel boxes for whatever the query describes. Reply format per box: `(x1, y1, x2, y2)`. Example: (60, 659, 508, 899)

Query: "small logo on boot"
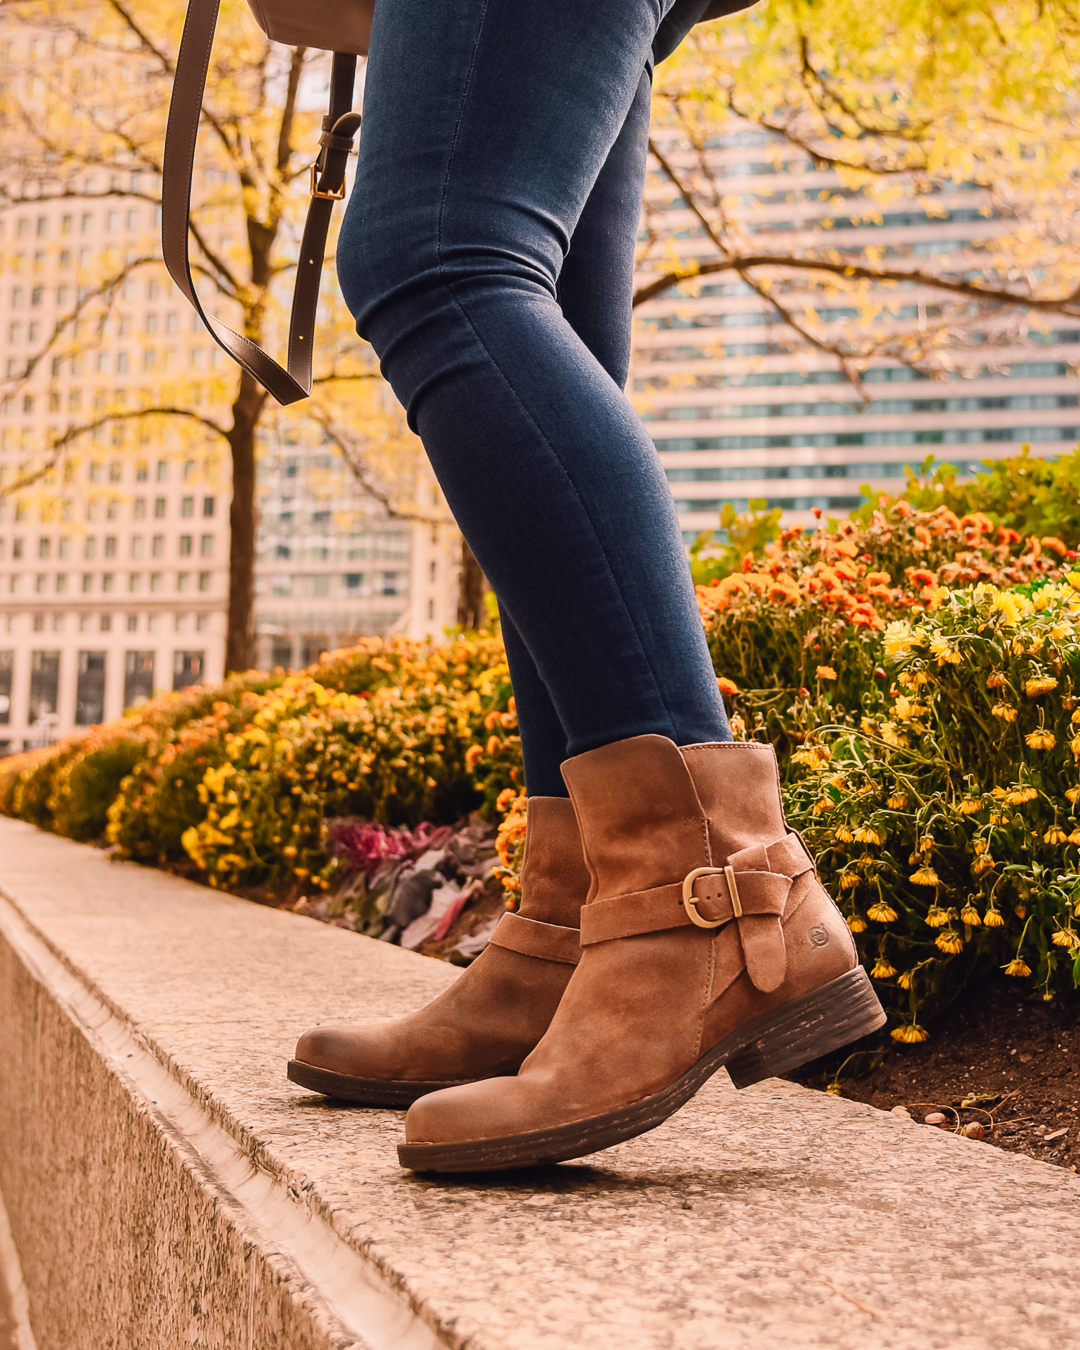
(808, 926, 829, 947)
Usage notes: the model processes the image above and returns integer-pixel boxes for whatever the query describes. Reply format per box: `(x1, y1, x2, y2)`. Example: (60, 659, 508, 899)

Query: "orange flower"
(465, 744, 485, 769)
(1041, 536, 1068, 557)
(768, 583, 799, 603)
(832, 540, 859, 559)
(816, 665, 837, 680)
(865, 571, 891, 587)
(717, 677, 739, 697)
(998, 526, 1021, 544)
(834, 559, 860, 580)
(905, 567, 936, 586)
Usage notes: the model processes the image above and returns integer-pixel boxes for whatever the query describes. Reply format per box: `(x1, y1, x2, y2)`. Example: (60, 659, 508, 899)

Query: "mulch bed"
(788, 977, 1080, 1173)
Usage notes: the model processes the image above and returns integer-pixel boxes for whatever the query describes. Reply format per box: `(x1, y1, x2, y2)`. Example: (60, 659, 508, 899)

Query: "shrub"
(783, 574, 1080, 1036)
(860, 446, 1080, 550)
(691, 499, 1070, 768)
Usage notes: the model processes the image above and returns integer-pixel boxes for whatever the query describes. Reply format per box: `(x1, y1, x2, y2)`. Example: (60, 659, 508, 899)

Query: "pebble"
(962, 1122, 986, 1140)
(1044, 1128, 1069, 1143)
(924, 1112, 947, 1125)
(686, 1185, 705, 1194)
(890, 1106, 913, 1120)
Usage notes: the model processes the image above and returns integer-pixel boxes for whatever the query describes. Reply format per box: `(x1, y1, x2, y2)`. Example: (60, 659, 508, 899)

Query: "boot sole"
(397, 966, 886, 1172)
(287, 1059, 475, 1107)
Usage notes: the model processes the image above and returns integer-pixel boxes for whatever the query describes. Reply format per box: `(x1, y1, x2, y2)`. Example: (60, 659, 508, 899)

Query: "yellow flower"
(847, 914, 868, 932)
(1069, 829, 1080, 845)
(1052, 928, 1080, 949)
(838, 872, 860, 890)
(886, 792, 909, 810)
(870, 958, 897, 979)
(1025, 730, 1057, 751)
(983, 909, 1005, 928)
(924, 904, 950, 926)
(1005, 786, 1038, 805)
(816, 665, 837, 680)
(867, 901, 898, 923)
(929, 633, 962, 665)
(891, 1023, 930, 1043)
(1044, 825, 1068, 845)
(991, 703, 1019, 722)
(957, 798, 983, 815)
(897, 969, 916, 990)
(971, 854, 995, 876)
(1025, 675, 1059, 697)
(832, 823, 854, 844)
(1065, 786, 1080, 804)
(854, 825, 882, 845)
(959, 904, 982, 926)
(883, 621, 914, 659)
(985, 671, 1007, 689)
(911, 866, 941, 887)
(1002, 959, 1031, 978)
(936, 930, 964, 955)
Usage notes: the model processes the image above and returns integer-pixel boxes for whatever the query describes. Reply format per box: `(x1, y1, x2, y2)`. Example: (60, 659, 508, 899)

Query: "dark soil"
(788, 978, 1080, 1172)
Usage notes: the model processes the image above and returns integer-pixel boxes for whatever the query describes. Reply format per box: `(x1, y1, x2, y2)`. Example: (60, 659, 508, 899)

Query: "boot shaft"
(561, 735, 789, 903)
(516, 796, 590, 928)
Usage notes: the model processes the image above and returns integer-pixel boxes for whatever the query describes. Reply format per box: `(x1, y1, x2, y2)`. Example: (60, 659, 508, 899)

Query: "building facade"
(633, 125, 1079, 539)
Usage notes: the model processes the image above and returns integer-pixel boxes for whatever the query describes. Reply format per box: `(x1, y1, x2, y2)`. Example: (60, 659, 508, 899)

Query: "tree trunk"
(457, 536, 487, 631)
(224, 371, 266, 673)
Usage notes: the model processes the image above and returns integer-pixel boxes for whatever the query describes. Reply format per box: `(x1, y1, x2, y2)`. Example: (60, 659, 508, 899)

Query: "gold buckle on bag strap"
(310, 163, 346, 200)
(681, 865, 742, 928)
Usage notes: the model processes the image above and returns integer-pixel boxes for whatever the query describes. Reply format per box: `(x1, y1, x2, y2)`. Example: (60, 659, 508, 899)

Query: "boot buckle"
(681, 866, 742, 928)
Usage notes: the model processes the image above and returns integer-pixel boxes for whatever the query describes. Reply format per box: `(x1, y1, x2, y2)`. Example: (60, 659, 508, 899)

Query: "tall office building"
(633, 123, 1079, 539)
(0, 166, 459, 752)
(254, 438, 460, 671)
(0, 17, 459, 752)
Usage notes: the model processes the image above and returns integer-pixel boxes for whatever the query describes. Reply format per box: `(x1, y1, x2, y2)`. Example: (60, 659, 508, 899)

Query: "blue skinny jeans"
(337, 0, 731, 797)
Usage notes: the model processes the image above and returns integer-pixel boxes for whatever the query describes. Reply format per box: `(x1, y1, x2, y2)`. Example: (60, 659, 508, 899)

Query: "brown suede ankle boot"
(287, 796, 589, 1106)
(398, 735, 885, 1169)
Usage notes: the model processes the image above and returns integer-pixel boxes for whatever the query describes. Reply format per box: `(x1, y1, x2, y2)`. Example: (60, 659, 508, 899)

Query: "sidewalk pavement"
(1, 815, 1078, 1350)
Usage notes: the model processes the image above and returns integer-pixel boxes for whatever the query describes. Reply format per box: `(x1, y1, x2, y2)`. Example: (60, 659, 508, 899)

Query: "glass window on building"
(75, 650, 107, 725)
(0, 650, 12, 724)
(124, 651, 155, 708)
(172, 650, 204, 691)
(301, 636, 328, 668)
(29, 650, 60, 722)
(270, 638, 293, 670)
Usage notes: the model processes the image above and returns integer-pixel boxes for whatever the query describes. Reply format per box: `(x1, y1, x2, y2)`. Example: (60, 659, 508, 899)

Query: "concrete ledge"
(2, 817, 1080, 1350)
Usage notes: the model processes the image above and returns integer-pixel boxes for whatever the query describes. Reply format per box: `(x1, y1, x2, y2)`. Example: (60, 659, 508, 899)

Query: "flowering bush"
(694, 500, 1073, 766)
(783, 575, 1080, 1036)
(4, 484, 1080, 1026)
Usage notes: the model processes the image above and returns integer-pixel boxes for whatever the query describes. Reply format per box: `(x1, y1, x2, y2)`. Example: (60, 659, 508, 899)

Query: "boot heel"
(725, 966, 886, 1090)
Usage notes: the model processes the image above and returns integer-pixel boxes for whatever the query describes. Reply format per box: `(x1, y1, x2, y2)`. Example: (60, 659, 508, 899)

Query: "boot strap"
(579, 833, 814, 992)
(488, 912, 582, 965)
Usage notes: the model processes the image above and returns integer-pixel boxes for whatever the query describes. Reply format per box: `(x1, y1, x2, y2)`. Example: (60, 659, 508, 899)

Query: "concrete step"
(1, 815, 1079, 1350)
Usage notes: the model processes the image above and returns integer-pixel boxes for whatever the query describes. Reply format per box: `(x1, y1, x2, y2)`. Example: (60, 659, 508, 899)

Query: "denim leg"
(338, 0, 729, 775)
(500, 66, 656, 798)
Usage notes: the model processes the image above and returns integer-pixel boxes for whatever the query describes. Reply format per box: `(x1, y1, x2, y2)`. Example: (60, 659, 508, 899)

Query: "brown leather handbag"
(161, 0, 375, 405)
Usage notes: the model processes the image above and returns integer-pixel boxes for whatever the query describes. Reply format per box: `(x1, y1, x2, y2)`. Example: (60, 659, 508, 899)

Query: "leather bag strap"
(162, 0, 359, 405)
